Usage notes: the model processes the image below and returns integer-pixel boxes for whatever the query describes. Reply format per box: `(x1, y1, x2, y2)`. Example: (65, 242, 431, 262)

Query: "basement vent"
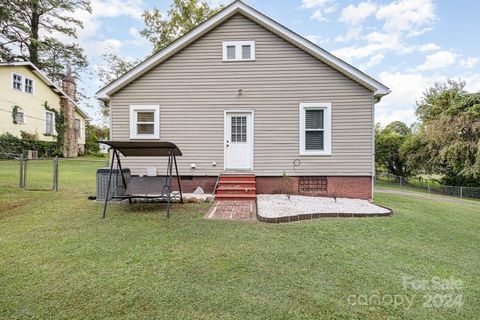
(299, 176, 328, 193)
(181, 176, 193, 180)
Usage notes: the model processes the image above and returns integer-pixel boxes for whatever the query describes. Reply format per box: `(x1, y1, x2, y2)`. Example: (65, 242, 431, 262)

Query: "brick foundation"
(171, 175, 372, 200)
(256, 176, 372, 200)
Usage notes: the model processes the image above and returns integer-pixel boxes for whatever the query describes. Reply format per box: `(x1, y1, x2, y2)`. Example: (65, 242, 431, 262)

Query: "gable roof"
(0, 61, 89, 119)
(96, 0, 390, 101)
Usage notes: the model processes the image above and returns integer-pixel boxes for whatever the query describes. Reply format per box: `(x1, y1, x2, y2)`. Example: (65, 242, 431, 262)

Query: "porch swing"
(100, 141, 183, 219)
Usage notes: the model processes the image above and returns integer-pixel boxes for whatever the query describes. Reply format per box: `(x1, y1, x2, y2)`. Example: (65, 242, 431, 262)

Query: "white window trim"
(299, 103, 332, 156)
(24, 77, 35, 95)
(45, 111, 56, 135)
(129, 105, 160, 139)
(12, 72, 23, 91)
(222, 41, 255, 61)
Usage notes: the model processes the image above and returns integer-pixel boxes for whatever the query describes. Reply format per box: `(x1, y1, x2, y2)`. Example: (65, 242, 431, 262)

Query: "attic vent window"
(222, 41, 255, 61)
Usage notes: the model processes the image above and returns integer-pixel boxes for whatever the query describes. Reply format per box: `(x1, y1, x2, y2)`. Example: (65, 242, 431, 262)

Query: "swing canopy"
(99, 141, 183, 219)
(99, 141, 182, 157)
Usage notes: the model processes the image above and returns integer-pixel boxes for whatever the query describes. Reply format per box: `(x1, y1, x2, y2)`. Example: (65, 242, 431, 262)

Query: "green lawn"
(1, 160, 479, 319)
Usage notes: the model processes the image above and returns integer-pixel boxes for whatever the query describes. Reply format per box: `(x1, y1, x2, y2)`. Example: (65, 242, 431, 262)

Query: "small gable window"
(12, 73, 22, 91)
(222, 41, 255, 61)
(129, 105, 160, 139)
(25, 78, 34, 94)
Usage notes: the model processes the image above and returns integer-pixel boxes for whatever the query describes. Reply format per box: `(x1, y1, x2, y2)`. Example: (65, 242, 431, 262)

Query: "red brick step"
(215, 174, 256, 200)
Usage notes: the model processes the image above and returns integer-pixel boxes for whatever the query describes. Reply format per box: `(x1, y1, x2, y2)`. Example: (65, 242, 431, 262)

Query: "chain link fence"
(375, 172, 480, 199)
(1, 152, 107, 192)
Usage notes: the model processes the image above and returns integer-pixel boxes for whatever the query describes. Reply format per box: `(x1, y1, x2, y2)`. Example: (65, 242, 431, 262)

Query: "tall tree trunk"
(29, 3, 40, 66)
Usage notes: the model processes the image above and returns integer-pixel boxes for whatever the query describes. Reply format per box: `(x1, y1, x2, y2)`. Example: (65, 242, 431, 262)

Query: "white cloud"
(339, 2, 377, 26)
(301, 0, 332, 9)
(305, 35, 330, 45)
(417, 50, 457, 71)
(361, 53, 385, 69)
(375, 0, 436, 35)
(460, 57, 479, 69)
(302, 0, 336, 21)
(418, 43, 441, 52)
(333, 0, 437, 64)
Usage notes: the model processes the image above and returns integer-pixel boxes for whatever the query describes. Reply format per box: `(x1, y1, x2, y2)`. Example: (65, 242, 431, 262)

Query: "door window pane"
(231, 116, 247, 142)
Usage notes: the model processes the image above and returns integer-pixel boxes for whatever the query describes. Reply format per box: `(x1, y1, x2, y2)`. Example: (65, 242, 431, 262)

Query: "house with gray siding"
(96, 0, 390, 200)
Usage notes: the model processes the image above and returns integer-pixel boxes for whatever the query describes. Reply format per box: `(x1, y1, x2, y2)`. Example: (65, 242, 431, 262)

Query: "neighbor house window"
(45, 111, 55, 135)
(12, 73, 23, 91)
(15, 110, 26, 124)
(24, 78, 34, 94)
(299, 103, 331, 155)
(129, 105, 160, 139)
(222, 41, 255, 61)
(74, 118, 81, 138)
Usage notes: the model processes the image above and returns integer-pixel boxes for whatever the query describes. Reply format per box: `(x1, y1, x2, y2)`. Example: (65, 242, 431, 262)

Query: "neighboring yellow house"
(0, 62, 88, 155)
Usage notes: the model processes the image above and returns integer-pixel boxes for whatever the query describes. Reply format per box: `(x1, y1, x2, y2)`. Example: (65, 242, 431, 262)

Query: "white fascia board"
(95, 0, 390, 101)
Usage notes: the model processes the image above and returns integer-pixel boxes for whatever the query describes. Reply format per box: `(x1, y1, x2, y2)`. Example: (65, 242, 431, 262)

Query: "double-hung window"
(74, 118, 81, 138)
(222, 41, 255, 61)
(129, 105, 160, 139)
(25, 78, 34, 94)
(12, 73, 23, 91)
(45, 111, 55, 135)
(299, 103, 332, 155)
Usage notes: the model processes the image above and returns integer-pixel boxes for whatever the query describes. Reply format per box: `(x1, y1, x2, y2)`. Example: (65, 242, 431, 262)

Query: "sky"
(76, 0, 480, 125)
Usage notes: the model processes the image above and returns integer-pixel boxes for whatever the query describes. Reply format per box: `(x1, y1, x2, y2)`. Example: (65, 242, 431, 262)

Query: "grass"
(1, 160, 480, 319)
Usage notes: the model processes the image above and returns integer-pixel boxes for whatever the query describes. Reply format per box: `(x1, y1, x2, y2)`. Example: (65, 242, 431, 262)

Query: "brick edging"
(255, 202, 393, 223)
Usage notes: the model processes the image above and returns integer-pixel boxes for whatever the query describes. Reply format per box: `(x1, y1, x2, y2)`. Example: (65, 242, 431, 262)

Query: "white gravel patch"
(257, 194, 390, 218)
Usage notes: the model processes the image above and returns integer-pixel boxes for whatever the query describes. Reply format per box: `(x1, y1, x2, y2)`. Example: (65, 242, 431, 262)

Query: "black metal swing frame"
(100, 141, 183, 219)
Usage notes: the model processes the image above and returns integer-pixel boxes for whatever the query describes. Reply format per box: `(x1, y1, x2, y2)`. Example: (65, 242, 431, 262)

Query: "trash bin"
(96, 168, 131, 201)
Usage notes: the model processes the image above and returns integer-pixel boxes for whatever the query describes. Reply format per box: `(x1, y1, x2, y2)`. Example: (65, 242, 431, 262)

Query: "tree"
(141, 0, 221, 52)
(0, 0, 91, 83)
(416, 79, 466, 123)
(375, 121, 413, 176)
(411, 82, 480, 186)
(85, 124, 109, 155)
(96, 0, 221, 120)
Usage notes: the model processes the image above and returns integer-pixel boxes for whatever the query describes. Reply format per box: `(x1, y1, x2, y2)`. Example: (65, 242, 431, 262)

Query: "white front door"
(224, 111, 253, 170)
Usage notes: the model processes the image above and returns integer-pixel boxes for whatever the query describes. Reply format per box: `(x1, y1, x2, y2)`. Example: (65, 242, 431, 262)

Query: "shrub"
(0, 133, 62, 158)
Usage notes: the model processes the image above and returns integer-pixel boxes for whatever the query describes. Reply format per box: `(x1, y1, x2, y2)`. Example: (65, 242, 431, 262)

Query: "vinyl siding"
(110, 13, 374, 176)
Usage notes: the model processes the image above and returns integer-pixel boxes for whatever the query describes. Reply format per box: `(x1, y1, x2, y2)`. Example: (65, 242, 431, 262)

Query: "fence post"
(460, 187, 463, 198)
(53, 157, 59, 192)
(428, 184, 431, 194)
(19, 154, 24, 189)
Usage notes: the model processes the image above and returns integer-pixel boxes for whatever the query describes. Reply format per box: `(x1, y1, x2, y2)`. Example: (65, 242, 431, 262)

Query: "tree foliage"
(377, 80, 480, 186)
(0, 0, 91, 83)
(375, 121, 413, 176)
(85, 124, 108, 155)
(141, 0, 221, 52)
(411, 82, 480, 186)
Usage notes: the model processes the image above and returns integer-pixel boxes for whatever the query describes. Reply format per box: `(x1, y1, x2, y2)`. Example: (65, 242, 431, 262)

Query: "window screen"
(305, 109, 325, 150)
(136, 111, 155, 135)
(46, 112, 54, 134)
(231, 116, 247, 142)
(226, 45, 236, 60)
(242, 45, 251, 59)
